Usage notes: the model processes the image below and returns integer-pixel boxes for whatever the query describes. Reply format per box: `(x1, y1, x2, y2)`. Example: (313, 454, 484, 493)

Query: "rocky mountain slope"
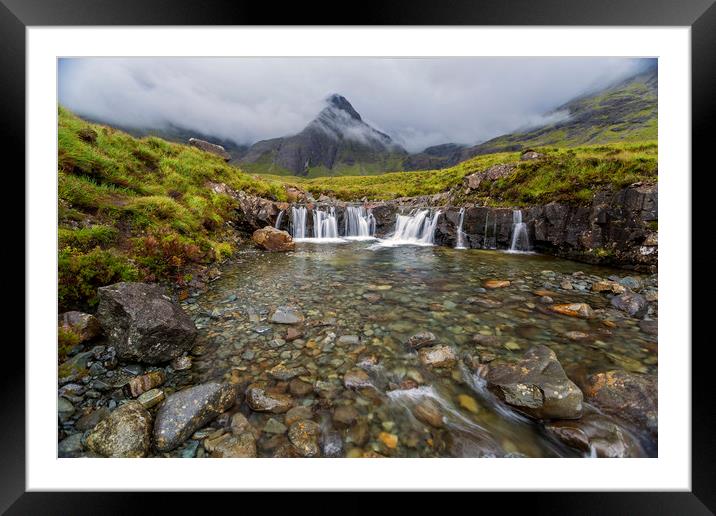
(240, 94, 408, 177)
(404, 62, 658, 170)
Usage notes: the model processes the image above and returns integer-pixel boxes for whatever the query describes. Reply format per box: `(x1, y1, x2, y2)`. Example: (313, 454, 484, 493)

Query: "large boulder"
(85, 401, 152, 458)
(252, 226, 296, 252)
(465, 163, 516, 190)
(96, 282, 197, 364)
(581, 370, 657, 439)
(153, 382, 237, 452)
(485, 345, 583, 420)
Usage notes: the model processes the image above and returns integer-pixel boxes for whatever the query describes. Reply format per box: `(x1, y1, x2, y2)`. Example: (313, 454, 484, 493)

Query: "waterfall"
(313, 207, 339, 239)
(344, 206, 376, 239)
(455, 208, 467, 249)
(508, 209, 531, 252)
(482, 212, 497, 249)
(291, 206, 307, 239)
(274, 210, 285, 230)
(382, 209, 441, 246)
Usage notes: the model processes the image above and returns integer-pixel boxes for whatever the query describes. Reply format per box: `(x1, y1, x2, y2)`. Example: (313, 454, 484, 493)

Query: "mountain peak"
(324, 93, 362, 121)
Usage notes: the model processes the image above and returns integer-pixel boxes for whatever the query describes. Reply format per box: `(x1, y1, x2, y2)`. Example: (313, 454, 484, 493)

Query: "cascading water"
(508, 209, 531, 252)
(482, 212, 497, 249)
(382, 209, 441, 246)
(291, 206, 307, 239)
(344, 206, 376, 239)
(313, 207, 339, 239)
(274, 210, 285, 230)
(455, 208, 467, 249)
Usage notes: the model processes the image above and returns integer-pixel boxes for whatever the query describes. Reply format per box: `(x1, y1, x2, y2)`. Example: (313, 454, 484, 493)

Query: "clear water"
(185, 242, 657, 458)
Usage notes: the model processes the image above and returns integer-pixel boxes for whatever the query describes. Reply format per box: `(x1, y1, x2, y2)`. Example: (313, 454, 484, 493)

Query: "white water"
(274, 210, 284, 230)
(455, 208, 467, 249)
(344, 206, 376, 240)
(508, 209, 531, 252)
(379, 209, 441, 247)
(290, 206, 307, 239)
(313, 207, 339, 239)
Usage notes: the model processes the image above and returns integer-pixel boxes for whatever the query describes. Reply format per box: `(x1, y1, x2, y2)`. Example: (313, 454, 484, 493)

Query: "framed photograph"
(6, 0, 714, 511)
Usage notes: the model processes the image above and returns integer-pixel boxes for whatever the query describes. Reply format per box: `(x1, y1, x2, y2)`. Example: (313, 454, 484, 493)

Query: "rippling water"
(183, 241, 657, 457)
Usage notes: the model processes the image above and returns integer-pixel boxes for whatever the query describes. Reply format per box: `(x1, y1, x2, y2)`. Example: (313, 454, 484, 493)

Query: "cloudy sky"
(58, 57, 653, 152)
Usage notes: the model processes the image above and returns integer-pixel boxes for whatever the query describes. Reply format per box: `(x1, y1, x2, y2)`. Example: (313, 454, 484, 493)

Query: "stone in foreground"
(245, 385, 293, 413)
(85, 401, 152, 458)
(545, 409, 645, 458)
(96, 282, 197, 364)
(485, 345, 583, 420)
(252, 226, 296, 252)
(153, 382, 237, 452)
(581, 370, 657, 439)
(418, 345, 457, 368)
(288, 420, 321, 457)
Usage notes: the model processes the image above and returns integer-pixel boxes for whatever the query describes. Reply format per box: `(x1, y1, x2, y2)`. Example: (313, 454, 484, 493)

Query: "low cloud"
(59, 57, 653, 152)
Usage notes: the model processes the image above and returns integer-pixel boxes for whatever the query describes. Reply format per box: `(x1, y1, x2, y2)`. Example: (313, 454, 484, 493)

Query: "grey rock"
(611, 291, 648, 317)
(85, 401, 152, 457)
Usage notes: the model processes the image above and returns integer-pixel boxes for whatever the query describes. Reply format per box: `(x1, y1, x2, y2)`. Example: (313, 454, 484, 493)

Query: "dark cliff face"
(233, 184, 657, 272)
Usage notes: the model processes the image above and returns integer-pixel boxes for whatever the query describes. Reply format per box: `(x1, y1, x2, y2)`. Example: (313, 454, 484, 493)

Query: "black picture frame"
(4, 0, 714, 512)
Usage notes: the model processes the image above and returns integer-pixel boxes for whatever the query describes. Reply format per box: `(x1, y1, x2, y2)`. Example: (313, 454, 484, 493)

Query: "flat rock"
(418, 345, 457, 368)
(486, 345, 583, 420)
(245, 386, 293, 413)
(153, 382, 237, 452)
(85, 401, 152, 458)
(550, 303, 594, 319)
(96, 282, 197, 364)
(268, 363, 307, 381)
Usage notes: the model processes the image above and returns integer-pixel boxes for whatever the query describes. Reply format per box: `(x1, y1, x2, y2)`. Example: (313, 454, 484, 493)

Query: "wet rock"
(545, 410, 645, 458)
(205, 432, 257, 457)
(378, 431, 398, 449)
(268, 363, 307, 381)
(270, 306, 304, 324)
(154, 382, 237, 452)
(337, 335, 360, 345)
(638, 320, 658, 336)
(472, 334, 502, 347)
(405, 331, 437, 350)
(285, 327, 304, 341)
(85, 401, 152, 457)
(263, 417, 288, 434)
(332, 405, 359, 428)
(286, 379, 311, 397)
(124, 370, 165, 398)
(457, 394, 480, 413)
(137, 388, 165, 409)
(229, 412, 252, 435)
(171, 355, 192, 371)
(610, 292, 648, 318)
(288, 420, 321, 457)
(96, 282, 197, 364)
(413, 398, 444, 428)
(285, 406, 313, 425)
(550, 303, 594, 319)
(618, 276, 643, 290)
(245, 386, 293, 413)
(592, 280, 626, 294)
(251, 226, 295, 252)
(59, 311, 102, 343)
(75, 406, 110, 431)
(483, 279, 511, 289)
(418, 345, 457, 368)
(58, 433, 84, 457)
(343, 368, 372, 389)
(486, 345, 583, 420)
(581, 370, 657, 438)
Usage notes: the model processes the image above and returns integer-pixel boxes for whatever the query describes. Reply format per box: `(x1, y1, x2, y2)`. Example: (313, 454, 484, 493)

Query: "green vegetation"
(262, 141, 657, 205)
(58, 107, 287, 310)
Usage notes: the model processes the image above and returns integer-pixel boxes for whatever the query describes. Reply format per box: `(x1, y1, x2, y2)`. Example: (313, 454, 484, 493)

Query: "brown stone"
(252, 226, 295, 252)
(550, 303, 594, 319)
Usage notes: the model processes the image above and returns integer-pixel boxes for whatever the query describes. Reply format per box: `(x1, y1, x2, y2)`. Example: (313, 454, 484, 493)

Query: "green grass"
(58, 107, 288, 310)
(261, 140, 657, 205)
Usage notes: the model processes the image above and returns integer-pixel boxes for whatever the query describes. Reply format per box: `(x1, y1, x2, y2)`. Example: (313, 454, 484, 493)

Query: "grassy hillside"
(263, 141, 657, 205)
(58, 107, 287, 311)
